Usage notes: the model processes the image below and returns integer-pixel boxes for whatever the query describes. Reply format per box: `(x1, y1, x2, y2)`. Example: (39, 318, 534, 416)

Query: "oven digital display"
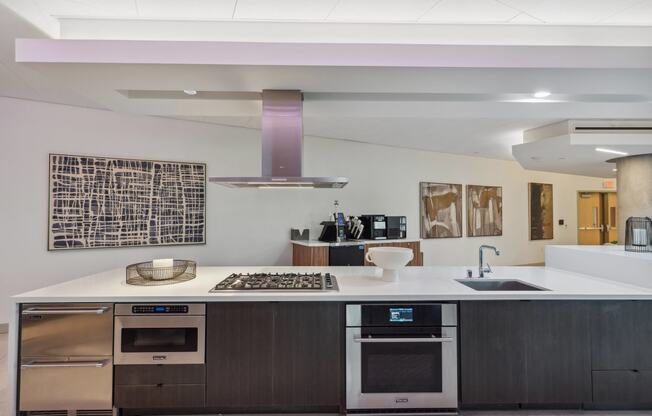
(389, 307, 414, 323)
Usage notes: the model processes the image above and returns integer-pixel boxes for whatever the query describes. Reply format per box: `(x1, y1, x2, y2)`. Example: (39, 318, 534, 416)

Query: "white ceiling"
(2, 1, 652, 178)
(0, 3, 100, 108)
(4, 0, 652, 25)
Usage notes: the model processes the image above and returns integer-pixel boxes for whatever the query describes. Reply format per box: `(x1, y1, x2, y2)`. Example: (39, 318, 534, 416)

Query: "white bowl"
(365, 247, 414, 281)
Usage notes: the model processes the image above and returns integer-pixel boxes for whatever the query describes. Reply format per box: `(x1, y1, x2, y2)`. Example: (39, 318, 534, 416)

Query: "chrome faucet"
(479, 245, 500, 278)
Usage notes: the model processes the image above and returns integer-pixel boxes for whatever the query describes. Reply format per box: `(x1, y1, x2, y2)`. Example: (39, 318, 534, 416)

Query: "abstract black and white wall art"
(49, 154, 206, 250)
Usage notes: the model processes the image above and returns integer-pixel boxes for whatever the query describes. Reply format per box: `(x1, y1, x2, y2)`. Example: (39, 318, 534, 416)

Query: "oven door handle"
(353, 336, 454, 343)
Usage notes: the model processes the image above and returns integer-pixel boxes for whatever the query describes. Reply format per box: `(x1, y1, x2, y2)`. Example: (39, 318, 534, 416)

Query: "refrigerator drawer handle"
(21, 359, 110, 369)
(353, 337, 453, 343)
(22, 306, 111, 315)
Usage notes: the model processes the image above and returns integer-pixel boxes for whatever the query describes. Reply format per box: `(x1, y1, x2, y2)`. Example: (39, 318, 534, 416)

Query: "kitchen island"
(9, 265, 652, 415)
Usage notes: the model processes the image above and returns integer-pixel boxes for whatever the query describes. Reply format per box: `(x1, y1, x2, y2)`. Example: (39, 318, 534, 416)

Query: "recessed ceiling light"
(595, 147, 629, 156)
(183, 89, 197, 96)
(613, 168, 618, 172)
(533, 90, 551, 98)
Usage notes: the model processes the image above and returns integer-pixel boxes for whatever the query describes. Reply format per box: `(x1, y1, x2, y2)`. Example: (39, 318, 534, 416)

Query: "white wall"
(0, 97, 608, 322)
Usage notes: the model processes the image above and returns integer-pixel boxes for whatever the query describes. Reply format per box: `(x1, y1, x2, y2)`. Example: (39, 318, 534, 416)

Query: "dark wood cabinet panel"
(592, 301, 652, 370)
(115, 364, 205, 385)
(593, 370, 652, 405)
(115, 384, 205, 408)
(460, 301, 526, 405)
(524, 301, 591, 405)
(206, 302, 343, 411)
(274, 302, 342, 407)
(461, 301, 592, 407)
(206, 302, 276, 407)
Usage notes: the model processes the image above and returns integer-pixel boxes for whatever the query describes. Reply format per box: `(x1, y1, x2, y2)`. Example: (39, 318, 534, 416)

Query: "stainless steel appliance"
(210, 272, 339, 291)
(360, 215, 387, 240)
(19, 303, 114, 413)
(387, 216, 407, 239)
(346, 303, 458, 413)
(114, 304, 205, 365)
(210, 90, 348, 188)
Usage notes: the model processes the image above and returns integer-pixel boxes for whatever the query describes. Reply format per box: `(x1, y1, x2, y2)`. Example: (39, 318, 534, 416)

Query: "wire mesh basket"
(625, 217, 652, 253)
(126, 260, 197, 286)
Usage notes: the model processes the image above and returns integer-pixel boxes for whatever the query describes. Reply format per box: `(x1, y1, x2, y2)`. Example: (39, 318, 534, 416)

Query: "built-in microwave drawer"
(114, 315, 205, 365)
(21, 303, 113, 357)
(114, 384, 206, 408)
(20, 357, 113, 411)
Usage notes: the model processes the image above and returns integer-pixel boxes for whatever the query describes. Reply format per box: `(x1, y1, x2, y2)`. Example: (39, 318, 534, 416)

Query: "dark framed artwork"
(529, 182, 553, 240)
(48, 154, 206, 250)
(420, 182, 463, 238)
(467, 185, 503, 237)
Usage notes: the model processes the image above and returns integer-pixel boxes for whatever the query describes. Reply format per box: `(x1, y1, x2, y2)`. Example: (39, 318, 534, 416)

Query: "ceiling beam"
(16, 39, 652, 69)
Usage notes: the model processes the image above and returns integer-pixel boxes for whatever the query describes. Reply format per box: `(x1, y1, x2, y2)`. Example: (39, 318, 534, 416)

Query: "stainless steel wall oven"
(114, 303, 205, 365)
(346, 303, 458, 413)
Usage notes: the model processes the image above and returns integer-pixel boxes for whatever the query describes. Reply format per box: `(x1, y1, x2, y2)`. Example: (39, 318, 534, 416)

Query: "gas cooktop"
(210, 272, 338, 292)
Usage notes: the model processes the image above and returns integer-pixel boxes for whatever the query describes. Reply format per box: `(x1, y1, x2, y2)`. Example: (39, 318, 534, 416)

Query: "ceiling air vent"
(571, 120, 652, 134)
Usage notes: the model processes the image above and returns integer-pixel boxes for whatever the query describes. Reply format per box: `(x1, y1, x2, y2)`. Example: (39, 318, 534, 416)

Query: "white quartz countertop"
(546, 244, 652, 290)
(12, 265, 652, 303)
(291, 238, 420, 247)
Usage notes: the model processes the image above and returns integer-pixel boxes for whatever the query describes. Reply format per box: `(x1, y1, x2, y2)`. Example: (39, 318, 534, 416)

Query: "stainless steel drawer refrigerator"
(19, 303, 114, 414)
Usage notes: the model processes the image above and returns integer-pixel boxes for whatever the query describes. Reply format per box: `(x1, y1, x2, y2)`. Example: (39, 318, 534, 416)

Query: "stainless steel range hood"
(210, 90, 348, 189)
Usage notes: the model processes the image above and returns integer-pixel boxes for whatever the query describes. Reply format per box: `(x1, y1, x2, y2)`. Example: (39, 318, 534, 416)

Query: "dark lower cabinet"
(460, 301, 591, 407)
(115, 384, 206, 409)
(589, 301, 652, 409)
(591, 301, 652, 371)
(460, 301, 526, 405)
(593, 370, 652, 406)
(274, 302, 342, 407)
(206, 302, 343, 411)
(524, 301, 591, 405)
(114, 364, 206, 409)
(115, 364, 205, 385)
(206, 302, 276, 407)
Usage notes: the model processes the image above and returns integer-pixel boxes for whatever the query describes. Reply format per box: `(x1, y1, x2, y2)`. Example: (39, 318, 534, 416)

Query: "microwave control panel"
(131, 305, 189, 314)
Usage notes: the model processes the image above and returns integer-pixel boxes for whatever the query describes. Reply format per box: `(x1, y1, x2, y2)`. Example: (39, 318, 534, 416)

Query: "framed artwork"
(529, 182, 553, 240)
(420, 182, 463, 238)
(48, 154, 206, 250)
(467, 185, 503, 237)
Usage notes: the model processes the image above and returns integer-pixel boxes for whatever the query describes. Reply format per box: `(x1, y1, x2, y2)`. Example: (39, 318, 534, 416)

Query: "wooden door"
(578, 192, 602, 245)
(605, 193, 618, 244)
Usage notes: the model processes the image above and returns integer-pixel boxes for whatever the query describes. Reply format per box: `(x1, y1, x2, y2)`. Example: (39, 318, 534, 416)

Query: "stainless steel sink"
(456, 279, 549, 291)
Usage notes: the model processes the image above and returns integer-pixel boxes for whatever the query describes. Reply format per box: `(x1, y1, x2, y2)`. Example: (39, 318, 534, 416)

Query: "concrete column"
(616, 154, 652, 243)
